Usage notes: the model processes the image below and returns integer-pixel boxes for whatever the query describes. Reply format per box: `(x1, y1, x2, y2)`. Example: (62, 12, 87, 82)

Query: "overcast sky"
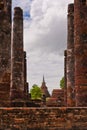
(12, 0, 74, 94)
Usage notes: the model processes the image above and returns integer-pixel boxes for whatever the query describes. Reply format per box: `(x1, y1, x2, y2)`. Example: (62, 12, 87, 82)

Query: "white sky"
(12, 0, 74, 94)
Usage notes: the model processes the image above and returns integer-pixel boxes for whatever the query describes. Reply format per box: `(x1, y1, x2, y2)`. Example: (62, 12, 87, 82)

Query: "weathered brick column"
(67, 4, 75, 107)
(0, 0, 11, 82)
(74, 0, 87, 106)
(0, 0, 11, 106)
(10, 7, 25, 104)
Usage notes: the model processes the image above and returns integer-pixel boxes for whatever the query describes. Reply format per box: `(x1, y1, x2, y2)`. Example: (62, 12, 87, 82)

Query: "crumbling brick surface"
(0, 107, 87, 130)
(66, 0, 87, 107)
(74, 0, 87, 106)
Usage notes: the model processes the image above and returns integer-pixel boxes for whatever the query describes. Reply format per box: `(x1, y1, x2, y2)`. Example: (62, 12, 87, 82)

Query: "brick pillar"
(67, 4, 75, 107)
(10, 7, 24, 102)
(74, 0, 87, 106)
(0, 0, 11, 82)
(0, 0, 11, 106)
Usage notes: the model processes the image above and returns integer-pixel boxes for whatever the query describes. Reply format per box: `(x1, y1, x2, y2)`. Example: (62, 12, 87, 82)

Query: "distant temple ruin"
(41, 76, 50, 98)
(0, 0, 29, 107)
(47, 89, 65, 107)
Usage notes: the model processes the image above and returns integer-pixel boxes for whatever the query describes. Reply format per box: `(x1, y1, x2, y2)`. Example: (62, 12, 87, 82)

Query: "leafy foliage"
(60, 77, 65, 89)
(30, 84, 42, 99)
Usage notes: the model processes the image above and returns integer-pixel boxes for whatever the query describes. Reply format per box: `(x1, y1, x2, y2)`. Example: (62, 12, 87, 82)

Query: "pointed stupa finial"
(43, 75, 45, 83)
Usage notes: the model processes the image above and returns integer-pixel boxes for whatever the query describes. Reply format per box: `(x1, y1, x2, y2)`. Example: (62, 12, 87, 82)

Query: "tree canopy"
(30, 84, 42, 99)
(60, 77, 65, 89)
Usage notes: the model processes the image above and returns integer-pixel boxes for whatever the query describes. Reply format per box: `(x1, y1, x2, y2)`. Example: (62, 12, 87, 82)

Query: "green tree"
(60, 77, 65, 89)
(30, 84, 42, 99)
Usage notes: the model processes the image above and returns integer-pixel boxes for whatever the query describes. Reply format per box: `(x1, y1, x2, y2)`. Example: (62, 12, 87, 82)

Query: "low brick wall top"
(0, 107, 87, 130)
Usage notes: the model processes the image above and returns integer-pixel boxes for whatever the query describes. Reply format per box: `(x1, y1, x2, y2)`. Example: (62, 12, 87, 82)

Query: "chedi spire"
(41, 76, 50, 98)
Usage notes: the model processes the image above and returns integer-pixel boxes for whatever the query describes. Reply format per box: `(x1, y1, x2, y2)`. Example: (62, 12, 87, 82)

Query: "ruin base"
(0, 107, 87, 130)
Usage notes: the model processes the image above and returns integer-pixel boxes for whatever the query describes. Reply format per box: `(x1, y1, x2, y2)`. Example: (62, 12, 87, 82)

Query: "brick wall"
(0, 107, 87, 130)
